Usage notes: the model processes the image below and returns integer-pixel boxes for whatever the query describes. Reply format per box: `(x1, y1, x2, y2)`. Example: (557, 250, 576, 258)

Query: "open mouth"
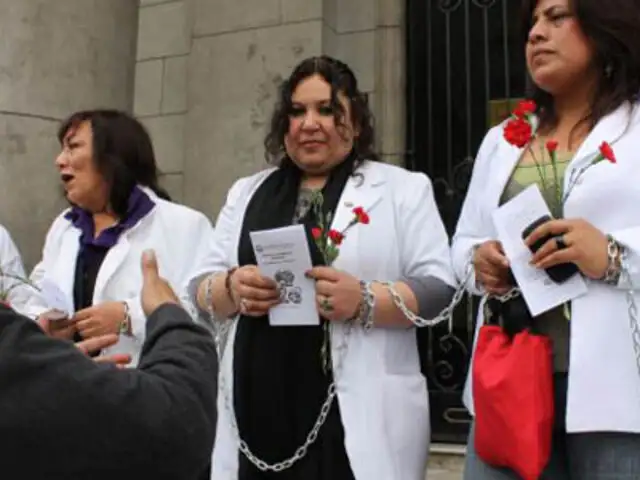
(60, 174, 74, 184)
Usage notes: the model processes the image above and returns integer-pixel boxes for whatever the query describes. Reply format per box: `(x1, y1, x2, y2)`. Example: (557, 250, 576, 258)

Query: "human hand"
(525, 218, 608, 279)
(306, 266, 361, 322)
(140, 249, 179, 316)
(37, 310, 77, 340)
(473, 240, 512, 295)
(74, 301, 125, 339)
(75, 334, 131, 368)
(229, 265, 280, 317)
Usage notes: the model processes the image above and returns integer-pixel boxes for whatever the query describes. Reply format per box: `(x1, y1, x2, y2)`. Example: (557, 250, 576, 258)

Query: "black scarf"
(233, 153, 356, 473)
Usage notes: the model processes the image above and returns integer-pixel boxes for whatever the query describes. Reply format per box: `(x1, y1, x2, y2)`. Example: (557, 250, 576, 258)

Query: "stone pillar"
(0, 1, 139, 267)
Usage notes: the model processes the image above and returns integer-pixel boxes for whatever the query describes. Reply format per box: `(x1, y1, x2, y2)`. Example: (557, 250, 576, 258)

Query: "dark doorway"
(406, 0, 527, 443)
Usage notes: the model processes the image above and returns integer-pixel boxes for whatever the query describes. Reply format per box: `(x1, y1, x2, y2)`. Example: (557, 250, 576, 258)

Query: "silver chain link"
(204, 249, 640, 471)
(380, 261, 478, 328)
(203, 262, 477, 471)
(206, 275, 355, 472)
(621, 251, 640, 378)
(483, 253, 640, 380)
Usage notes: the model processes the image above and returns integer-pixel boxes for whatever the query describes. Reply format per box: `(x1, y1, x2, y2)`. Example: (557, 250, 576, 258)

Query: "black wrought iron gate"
(406, 0, 527, 443)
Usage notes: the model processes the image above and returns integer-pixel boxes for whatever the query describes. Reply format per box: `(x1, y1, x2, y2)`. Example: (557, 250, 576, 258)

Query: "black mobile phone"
(521, 215, 578, 283)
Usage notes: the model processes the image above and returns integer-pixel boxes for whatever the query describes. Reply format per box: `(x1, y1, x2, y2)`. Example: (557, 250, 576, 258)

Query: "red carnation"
(328, 229, 344, 245)
(513, 99, 536, 118)
(352, 206, 370, 224)
(599, 141, 616, 163)
(504, 117, 532, 148)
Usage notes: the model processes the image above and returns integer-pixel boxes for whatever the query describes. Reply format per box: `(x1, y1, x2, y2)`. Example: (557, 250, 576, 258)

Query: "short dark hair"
(58, 109, 170, 216)
(521, 0, 640, 131)
(264, 55, 379, 170)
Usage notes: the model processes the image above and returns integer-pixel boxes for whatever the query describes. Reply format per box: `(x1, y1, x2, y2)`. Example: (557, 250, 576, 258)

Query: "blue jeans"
(464, 422, 640, 479)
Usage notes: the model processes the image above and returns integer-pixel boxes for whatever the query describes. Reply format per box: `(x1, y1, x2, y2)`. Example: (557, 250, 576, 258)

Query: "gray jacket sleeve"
(0, 303, 217, 479)
(403, 275, 456, 319)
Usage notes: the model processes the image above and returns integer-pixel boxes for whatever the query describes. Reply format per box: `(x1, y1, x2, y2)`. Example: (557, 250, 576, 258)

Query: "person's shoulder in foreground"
(0, 250, 218, 480)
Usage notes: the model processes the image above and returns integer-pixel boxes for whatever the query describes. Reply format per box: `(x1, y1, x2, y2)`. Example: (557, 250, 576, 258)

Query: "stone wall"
(135, 0, 191, 203)
(0, 1, 139, 268)
(134, 0, 406, 221)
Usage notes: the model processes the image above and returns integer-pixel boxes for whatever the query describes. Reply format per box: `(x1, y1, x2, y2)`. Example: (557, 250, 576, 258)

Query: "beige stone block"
(185, 21, 322, 218)
(376, 26, 404, 155)
(322, 0, 337, 31)
(137, 1, 189, 60)
(0, 1, 138, 118)
(192, 0, 280, 37)
(0, 115, 67, 268)
(281, 0, 322, 23)
(134, 59, 163, 116)
(324, 0, 376, 33)
(329, 30, 376, 93)
(161, 55, 188, 113)
(322, 23, 339, 58)
(142, 114, 185, 174)
(378, 0, 403, 27)
(159, 173, 184, 203)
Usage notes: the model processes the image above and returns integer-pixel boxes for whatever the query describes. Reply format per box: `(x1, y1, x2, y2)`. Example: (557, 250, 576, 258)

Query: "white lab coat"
(0, 224, 31, 308)
(193, 160, 455, 480)
(452, 101, 640, 433)
(23, 187, 215, 366)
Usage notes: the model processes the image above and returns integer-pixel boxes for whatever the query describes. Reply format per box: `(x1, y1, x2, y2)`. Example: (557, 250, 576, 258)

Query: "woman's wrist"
(600, 235, 624, 285)
(201, 271, 238, 319)
(119, 301, 132, 335)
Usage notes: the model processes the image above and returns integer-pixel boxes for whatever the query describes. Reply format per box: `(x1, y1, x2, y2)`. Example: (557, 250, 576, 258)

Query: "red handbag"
(472, 324, 555, 480)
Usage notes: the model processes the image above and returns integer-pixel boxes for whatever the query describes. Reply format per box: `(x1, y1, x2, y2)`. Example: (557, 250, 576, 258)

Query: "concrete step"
(426, 444, 465, 480)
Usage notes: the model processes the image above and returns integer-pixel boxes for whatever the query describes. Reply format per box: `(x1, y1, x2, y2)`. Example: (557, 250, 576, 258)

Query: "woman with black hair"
(453, 0, 640, 477)
(24, 109, 215, 368)
(191, 56, 456, 479)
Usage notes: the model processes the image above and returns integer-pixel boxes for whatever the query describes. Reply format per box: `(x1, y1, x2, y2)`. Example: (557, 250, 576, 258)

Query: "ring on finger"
(320, 296, 334, 312)
(555, 235, 568, 250)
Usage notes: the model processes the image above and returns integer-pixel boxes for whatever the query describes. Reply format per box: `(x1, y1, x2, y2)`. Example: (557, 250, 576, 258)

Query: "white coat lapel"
(92, 235, 131, 302)
(329, 162, 384, 271)
(565, 103, 633, 187)
(488, 141, 523, 208)
(55, 227, 81, 307)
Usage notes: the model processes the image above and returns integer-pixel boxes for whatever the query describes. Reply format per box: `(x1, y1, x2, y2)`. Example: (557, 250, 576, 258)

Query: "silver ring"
(555, 235, 567, 250)
(320, 296, 333, 312)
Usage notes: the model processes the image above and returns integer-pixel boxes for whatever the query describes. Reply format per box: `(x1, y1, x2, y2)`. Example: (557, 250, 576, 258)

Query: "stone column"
(0, 1, 139, 267)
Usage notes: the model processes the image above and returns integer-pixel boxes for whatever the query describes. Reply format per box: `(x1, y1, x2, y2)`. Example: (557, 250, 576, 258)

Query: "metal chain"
(621, 251, 640, 378)
(222, 323, 353, 471)
(206, 273, 355, 472)
(481, 252, 640, 380)
(379, 261, 480, 328)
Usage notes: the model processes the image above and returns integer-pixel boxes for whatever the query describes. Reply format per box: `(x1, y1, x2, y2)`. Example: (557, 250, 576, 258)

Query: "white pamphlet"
(250, 225, 319, 326)
(40, 278, 74, 319)
(492, 184, 588, 316)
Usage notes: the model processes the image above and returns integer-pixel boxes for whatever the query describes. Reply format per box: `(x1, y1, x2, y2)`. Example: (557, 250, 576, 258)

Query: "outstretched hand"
(140, 249, 179, 316)
(76, 334, 132, 368)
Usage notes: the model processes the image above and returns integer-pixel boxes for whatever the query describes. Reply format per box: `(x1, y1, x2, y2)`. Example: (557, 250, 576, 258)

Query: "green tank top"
(499, 152, 572, 372)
